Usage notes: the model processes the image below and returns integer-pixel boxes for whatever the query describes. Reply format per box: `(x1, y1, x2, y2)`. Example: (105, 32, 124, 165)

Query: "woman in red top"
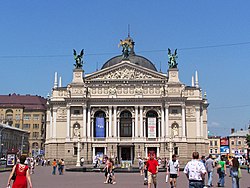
(7, 155, 32, 188)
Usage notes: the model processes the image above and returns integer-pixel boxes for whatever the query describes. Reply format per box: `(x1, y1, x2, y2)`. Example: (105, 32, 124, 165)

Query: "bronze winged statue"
(118, 39, 133, 59)
(168, 48, 178, 68)
(73, 49, 84, 69)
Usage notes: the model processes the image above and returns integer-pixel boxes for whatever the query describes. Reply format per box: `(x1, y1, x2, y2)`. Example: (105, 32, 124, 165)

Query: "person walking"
(146, 154, 158, 188)
(138, 157, 144, 176)
(184, 151, 206, 188)
(205, 154, 214, 187)
(7, 155, 32, 188)
(217, 156, 227, 187)
(61, 159, 65, 175)
(52, 159, 57, 175)
(167, 154, 180, 188)
(230, 157, 240, 188)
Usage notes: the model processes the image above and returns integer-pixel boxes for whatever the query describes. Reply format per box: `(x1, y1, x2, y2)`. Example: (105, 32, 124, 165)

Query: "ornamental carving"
(186, 107, 195, 118)
(98, 67, 154, 80)
(57, 108, 67, 119)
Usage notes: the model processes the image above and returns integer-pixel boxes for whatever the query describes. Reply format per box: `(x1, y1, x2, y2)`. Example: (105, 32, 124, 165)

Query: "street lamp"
(21, 132, 28, 155)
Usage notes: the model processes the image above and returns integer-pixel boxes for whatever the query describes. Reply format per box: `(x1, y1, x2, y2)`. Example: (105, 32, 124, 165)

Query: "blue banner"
(95, 117, 105, 137)
(220, 146, 229, 154)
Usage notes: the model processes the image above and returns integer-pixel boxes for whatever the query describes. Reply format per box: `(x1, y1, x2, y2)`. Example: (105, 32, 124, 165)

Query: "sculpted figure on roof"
(73, 49, 84, 69)
(168, 48, 178, 69)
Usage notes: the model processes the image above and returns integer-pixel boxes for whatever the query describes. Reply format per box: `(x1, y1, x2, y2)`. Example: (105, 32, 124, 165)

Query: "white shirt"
(184, 159, 206, 181)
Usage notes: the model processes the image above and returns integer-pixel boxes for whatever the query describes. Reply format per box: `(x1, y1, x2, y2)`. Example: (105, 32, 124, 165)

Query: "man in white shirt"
(167, 154, 180, 188)
(184, 152, 206, 188)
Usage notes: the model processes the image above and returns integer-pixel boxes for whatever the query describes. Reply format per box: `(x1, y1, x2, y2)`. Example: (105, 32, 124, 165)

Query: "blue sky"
(1, 1, 250, 136)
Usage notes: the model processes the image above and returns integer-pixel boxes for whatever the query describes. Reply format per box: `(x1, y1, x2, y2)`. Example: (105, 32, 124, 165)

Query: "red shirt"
(146, 159, 158, 174)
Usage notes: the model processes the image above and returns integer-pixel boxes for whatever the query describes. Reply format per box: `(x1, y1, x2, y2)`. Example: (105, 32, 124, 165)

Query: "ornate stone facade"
(45, 43, 209, 165)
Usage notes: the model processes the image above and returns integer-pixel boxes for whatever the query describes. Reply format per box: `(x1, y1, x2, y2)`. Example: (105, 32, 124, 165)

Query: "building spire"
(192, 75, 194, 87)
(195, 70, 199, 88)
(128, 24, 130, 37)
(54, 72, 58, 89)
(59, 76, 62, 87)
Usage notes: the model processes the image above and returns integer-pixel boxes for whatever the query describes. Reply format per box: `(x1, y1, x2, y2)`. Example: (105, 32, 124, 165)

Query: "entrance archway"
(120, 110, 132, 137)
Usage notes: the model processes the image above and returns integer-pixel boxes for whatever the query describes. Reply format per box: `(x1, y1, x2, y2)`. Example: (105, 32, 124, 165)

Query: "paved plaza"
(0, 166, 250, 188)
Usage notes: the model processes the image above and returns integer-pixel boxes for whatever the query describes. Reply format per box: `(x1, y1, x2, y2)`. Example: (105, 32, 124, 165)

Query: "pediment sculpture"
(96, 67, 158, 80)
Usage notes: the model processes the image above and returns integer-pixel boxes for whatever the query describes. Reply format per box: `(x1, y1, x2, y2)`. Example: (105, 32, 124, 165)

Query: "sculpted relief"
(97, 67, 156, 80)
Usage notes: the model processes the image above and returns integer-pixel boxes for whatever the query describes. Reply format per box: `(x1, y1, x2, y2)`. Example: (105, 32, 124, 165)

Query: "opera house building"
(45, 36, 209, 165)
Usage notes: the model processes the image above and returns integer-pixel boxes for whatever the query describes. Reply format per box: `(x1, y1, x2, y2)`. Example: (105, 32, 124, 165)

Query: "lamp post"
(21, 132, 28, 155)
(0, 126, 7, 157)
(75, 127, 81, 167)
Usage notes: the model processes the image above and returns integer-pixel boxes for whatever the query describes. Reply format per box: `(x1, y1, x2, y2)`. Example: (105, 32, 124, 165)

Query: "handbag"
(165, 174, 169, 183)
(11, 172, 16, 180)
(238, 167, 242, 178)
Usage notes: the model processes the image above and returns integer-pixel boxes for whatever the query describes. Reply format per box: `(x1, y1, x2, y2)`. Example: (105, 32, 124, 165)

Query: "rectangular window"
(74, 147, 77, 155)
(23, 124, 30, 129)
(214, 141, 218, 146)
(33, 124, 39, 129)
(15, 114, 20, 120)
(238, 140, 241, 145)
(15, 124, 20, 128)
(32, 132, 39, 137)
(23, 114, 31, 120)
(171, 109, 178, 114)
(210, 141, 213, 146)
(73, 110, 80, 115)
(33, 114, 40, 120)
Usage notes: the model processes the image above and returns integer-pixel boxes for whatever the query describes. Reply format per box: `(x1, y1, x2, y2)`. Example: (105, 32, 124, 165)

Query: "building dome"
(101, 54, 157, 71)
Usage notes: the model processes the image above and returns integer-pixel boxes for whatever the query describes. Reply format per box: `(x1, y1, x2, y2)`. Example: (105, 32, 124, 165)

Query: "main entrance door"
(121, 147, 131, 160)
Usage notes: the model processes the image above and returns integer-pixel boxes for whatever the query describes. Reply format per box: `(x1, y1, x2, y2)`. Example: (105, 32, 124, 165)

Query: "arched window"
(32, 142, 39, 149)
(146, 110, 158, 138)
(94, 111, 106, 137)
(120, 111, 132, 137)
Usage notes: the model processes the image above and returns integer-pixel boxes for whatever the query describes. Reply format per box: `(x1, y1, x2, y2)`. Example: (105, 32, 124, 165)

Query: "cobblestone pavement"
(0, 166, 249, 188)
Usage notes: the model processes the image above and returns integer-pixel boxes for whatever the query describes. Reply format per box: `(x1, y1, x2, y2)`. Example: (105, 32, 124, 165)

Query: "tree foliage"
(246, 134, 250, 147)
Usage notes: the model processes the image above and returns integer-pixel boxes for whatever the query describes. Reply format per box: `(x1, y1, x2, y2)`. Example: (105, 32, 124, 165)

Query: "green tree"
(246, 134, 250, 147)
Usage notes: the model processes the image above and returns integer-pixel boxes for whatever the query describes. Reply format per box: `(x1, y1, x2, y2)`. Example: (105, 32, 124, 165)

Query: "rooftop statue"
(168, 48, 178, 68)
(118, 39, 133, 59)
(73, 49, 84, 69)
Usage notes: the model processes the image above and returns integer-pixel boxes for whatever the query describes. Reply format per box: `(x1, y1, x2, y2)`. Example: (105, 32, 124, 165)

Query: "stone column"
(117, 120, 120, 138)
(49, 110, 52, 139)
(158, 120, 161, 138)
(106, 119, 109, 138)
(200, 108, 203, 138)
(82, 106, 87, 139)
(157, 147, 160, 157)
(145, 147, 148, 157)
(92, 147, 96, 163)
(161, 107, 165, 138)
(66, 105, 70, 139)
(132, 119, 135, 138)
(52, 108, 57, 138)
(91, 119, 94, 138)
(104, 147, 107, 155)
(135, 106, 138, 138)
(109, 106, 112, 137)
(87, 107, 91, 138)
(196, 106, 200, 137)
(165, 105, 169, 138)
(182, 105, 186, 137)
(113, 106, 117, 137)
(143, 119, 146, 138)
(140, 106, 143, 137)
